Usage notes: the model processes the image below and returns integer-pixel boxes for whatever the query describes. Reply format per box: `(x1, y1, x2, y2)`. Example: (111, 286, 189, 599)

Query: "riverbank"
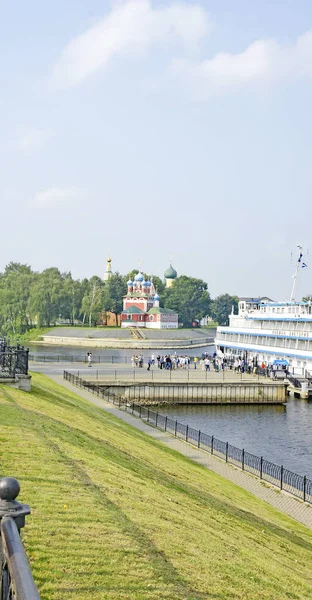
(35, 335, 214, 349)
(1, 374, 312, 599)
(29, 360, 312, 480)
(10, 326, 216, 349)
(68, 366, 287, 404)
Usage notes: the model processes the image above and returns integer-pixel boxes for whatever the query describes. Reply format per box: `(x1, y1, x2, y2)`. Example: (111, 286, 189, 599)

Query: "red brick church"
(121, 269, 178, 329)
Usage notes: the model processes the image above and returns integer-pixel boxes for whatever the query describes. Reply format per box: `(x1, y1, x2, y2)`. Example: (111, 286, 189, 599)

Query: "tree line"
(0, 262, 239, 335)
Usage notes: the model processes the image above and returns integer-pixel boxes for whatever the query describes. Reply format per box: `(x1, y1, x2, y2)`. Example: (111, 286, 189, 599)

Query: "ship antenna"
(290, 245, 303, 301)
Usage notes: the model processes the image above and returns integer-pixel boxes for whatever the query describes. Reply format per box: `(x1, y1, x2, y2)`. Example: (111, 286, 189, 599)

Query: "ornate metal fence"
(0, 477, 40, 599)
(0, 340, 29, 379)
(63, 369, 312, 506)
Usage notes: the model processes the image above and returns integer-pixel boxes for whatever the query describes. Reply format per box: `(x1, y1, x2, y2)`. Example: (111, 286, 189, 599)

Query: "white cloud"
(33, 187, 79, 206)
(51, 0, 209, 89)
(169, 30, 312, 97)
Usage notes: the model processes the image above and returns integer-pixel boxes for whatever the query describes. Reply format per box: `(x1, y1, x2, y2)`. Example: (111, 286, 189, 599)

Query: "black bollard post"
(0, 477, 40, 599)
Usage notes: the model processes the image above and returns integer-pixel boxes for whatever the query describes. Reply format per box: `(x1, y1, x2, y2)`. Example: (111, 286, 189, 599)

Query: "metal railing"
(64, 367, 279, 385)
(286, 375, 302, 389)
(0, 477, 40, 599)
(29, 353, 136, 364)
(63, 370, 312, 505)
(0, 345, 29, 379)
(29, 351, 215, 364)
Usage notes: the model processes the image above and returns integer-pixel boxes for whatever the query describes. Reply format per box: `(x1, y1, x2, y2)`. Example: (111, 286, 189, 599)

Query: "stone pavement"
(51, 375, 312, 530)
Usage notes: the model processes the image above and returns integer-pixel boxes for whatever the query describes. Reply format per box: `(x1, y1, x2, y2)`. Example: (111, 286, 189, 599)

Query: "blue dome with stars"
(134, 271, 144, 282)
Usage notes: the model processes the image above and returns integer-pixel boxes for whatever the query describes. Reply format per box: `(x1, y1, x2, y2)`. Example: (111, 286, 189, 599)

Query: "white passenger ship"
(215, 247, 312, 378)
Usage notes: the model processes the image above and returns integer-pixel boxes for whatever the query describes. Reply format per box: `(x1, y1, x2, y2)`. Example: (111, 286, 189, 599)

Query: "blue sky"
(1, 0, 312, 300)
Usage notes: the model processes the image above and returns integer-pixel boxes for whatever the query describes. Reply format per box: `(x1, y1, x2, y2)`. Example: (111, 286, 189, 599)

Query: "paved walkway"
(51, 375, 312, 530)
(58, 363, 281, 384)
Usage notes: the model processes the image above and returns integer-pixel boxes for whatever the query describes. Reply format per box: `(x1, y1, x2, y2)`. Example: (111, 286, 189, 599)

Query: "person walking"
(194, 356, 198, 369)
(87, 352, 93, 367)
(147, 357, 152, 371)
(204, 357, 210, 371)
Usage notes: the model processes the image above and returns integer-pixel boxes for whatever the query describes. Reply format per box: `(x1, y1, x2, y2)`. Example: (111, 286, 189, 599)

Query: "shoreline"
(33, 336, 214, 350)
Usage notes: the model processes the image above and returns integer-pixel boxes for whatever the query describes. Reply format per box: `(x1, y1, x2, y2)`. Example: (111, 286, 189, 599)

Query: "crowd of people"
(130, 352, 225, 372)
(87, 350, 288, 380)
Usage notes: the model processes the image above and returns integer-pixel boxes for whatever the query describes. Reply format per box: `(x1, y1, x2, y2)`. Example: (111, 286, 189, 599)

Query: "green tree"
(210, 294, 239, 326)
(302, 295, 312, 302)
(28, 268, 67, 327)
(80, 276, 104, 327)
(151, 276, 165, 295)
(163, 276, 211, 327)
(103, 273, 127, 325)
(61, 273, 85, 325)
(0, 263, 35, 335)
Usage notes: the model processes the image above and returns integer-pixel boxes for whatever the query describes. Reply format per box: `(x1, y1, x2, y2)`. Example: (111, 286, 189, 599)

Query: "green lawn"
(0, 375, 312, 600)
(8, 327, 53, 345)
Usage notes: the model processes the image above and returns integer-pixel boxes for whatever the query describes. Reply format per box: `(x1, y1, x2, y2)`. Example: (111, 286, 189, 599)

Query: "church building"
(121, 267, 178, 329)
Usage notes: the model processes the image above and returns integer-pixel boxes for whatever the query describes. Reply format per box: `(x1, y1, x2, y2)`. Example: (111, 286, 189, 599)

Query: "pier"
(67, 366, 287, 405)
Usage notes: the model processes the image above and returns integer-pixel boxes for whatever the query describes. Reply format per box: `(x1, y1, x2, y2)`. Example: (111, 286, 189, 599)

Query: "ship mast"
(290, 245, 303, 302)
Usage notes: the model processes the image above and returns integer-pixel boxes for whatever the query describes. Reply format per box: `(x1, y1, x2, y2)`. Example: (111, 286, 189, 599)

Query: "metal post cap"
(0, 477, 30, 525)
(0, 477, 20, 501)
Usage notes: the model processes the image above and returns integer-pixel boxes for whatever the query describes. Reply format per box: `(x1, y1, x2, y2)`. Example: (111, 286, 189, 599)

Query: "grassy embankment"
(9, 325, 125, 344)
(8, 327, 52, 345)
(0, 374, 312, 600)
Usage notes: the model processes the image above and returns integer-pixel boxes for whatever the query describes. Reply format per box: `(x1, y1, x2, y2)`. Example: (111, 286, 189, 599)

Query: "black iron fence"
(0, 340, 29, 379)
(29, 353, 216, 364)
(63, 370, 312, 505)
(0, 477, 40, 599)
(29, 353, 135, 364)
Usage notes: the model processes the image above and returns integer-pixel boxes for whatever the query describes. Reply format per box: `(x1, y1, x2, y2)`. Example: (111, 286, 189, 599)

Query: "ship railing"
(286, 375, 302, 389)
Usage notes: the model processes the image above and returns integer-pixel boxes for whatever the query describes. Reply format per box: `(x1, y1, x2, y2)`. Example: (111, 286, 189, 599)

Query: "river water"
(29, 344, 312, 480)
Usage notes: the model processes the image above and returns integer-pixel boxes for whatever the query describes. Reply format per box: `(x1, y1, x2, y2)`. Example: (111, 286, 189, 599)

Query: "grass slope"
(0, 374, 312, 600)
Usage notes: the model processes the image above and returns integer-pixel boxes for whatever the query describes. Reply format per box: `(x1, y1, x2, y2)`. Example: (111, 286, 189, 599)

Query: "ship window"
(273, 308, 275, 313)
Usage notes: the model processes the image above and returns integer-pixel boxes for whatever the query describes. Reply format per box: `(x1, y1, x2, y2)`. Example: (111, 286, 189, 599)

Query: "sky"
(1, 0, 312, 300)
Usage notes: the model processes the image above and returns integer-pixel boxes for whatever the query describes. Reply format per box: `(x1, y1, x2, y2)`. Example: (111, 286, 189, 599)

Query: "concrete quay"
(69, 366, 287, 405)
(37, 326, 215, 349)
(38, 335, 214, 349)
